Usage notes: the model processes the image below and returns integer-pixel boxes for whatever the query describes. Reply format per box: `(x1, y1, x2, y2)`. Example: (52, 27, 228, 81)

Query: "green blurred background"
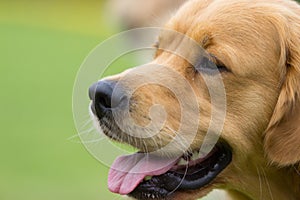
(0, 1, 218, 199)
(0, 1, 121, 199)
(2, 1, 299, 200)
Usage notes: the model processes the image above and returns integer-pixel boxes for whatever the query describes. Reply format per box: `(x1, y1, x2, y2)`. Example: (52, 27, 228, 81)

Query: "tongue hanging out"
(108, 153, 179, 195)
(107, 144, 232, 199)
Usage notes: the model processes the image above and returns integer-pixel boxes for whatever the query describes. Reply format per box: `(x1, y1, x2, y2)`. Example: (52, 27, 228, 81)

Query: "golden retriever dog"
(89, 0, 300, 199)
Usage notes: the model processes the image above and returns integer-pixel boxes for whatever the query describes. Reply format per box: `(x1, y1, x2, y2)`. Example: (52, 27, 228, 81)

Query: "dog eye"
(194, 56, 228, 74)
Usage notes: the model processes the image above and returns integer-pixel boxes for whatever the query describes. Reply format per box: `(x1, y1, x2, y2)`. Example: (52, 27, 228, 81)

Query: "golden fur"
(104, 0, 300, 199)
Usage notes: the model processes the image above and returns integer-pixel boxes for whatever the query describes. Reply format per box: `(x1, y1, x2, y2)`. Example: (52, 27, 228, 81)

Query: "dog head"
(89, 0, 300, 199)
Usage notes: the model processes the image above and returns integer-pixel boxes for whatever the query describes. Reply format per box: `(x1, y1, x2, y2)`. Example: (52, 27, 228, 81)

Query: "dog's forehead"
(167, 0, 274, 39)
(158, 0, 285, 77)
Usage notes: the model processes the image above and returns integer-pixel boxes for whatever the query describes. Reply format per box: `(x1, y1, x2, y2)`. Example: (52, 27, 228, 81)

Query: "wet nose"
(89, 80, 125, 118)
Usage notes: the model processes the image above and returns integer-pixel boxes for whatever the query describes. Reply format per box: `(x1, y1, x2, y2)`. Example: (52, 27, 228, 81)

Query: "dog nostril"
(89, 80, 125, 117)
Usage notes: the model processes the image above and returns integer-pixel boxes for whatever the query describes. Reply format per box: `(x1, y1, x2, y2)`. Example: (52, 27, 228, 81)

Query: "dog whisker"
(79, 116, 93, 129)
(67, 126, 95, 141)
(261, 167, 274, 200)
(256, 166, 263, 200)
(294, 166, 300, 176)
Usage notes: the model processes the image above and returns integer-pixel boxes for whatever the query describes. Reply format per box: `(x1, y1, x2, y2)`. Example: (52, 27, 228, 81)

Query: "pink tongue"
(108, 153, 178, 195)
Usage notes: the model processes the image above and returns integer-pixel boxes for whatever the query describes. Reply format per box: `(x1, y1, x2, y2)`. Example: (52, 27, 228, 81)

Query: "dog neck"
(230, 162, 300, 200)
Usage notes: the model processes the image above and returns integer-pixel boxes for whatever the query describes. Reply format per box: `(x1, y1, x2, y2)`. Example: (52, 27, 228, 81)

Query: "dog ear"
(264, 13, 300, 166)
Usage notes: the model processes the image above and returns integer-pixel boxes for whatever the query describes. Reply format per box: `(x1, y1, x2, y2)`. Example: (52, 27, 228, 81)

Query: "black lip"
(129, 143, 232, 200)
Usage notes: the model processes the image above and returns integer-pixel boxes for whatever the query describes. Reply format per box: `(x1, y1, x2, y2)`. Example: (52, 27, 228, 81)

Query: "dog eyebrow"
(209, 54, 229, 69)
(209, 54, 221, 65)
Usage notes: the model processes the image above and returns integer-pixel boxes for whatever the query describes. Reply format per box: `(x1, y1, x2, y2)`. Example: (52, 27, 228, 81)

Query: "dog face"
(89, 0, 300, 199)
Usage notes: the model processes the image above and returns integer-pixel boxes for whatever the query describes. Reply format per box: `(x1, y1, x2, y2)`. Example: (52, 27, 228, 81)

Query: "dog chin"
(171, 185, 214, 200)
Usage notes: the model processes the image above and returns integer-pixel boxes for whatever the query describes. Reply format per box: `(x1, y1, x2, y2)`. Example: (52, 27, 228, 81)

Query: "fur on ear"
(264, 6, 300, 166)
(265, 98, 300, 166)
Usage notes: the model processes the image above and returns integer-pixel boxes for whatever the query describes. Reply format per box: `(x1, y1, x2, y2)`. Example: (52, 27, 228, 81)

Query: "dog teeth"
(144, 193, 156, 199)
(191, 151, 200, 161)
(177, 149, 209, 166)
(144, 176, 152, 181)
(178, 158, 189, 165)
(178, 150, 204, 165)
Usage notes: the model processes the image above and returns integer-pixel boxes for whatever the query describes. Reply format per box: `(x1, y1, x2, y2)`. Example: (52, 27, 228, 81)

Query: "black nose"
(89, 80, 125, 118)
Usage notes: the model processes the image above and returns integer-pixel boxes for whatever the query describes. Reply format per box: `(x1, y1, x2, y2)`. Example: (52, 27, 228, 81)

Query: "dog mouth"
(108, 142, 232, 200)
(90, 103, 232, 199)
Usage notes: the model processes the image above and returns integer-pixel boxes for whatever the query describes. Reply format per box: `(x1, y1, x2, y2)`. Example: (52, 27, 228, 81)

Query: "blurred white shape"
(105, 0, 186, 28)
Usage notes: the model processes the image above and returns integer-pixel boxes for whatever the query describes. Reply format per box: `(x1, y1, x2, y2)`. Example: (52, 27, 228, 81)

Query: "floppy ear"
(264, 13, 300, 166)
